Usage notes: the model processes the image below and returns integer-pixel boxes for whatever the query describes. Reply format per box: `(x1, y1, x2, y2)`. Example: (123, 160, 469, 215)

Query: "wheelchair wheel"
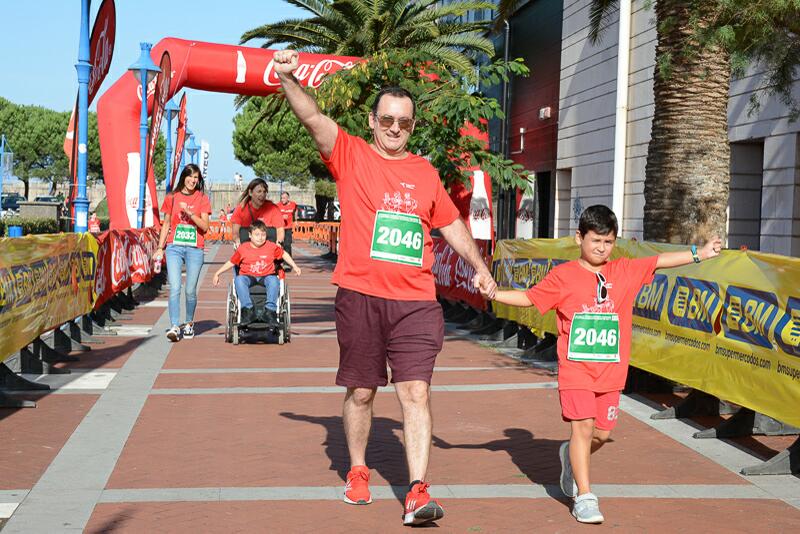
(232, 325, 240, 345)
(283, 286, 291, 343)
(277, 330, 285, 345)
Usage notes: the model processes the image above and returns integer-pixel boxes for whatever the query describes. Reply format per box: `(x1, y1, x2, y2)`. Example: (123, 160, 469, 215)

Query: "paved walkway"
(1, 243, 798, 533)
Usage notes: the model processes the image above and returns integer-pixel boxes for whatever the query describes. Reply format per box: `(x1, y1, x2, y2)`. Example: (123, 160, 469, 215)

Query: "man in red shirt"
(274, 49, 496, 527)
(279, 191, 297, 256)
(484, 205, 722, 524)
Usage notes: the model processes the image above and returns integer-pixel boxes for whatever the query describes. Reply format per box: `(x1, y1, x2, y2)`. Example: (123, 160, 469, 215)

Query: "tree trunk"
(643, 0, 731, 244)
(22, 179, 30, 200)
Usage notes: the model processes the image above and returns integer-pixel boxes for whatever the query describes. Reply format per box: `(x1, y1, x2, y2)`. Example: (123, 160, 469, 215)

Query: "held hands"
(179, 202, 193, 218)
(700, 236, 723, 261)
(273, 49, 299, 76)
(153, 248, 164, 262)
(473, 272, 497, 301)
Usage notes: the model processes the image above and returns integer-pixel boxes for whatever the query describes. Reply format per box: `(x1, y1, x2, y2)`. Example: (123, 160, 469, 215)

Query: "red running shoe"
(403, 482, 444, 526)
(343, 465, 372, 505)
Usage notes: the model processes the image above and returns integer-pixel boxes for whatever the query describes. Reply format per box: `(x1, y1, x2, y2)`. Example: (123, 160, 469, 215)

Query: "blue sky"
(0, 0, 307, 184)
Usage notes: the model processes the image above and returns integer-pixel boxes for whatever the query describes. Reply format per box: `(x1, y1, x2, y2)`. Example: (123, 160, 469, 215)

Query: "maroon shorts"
(335, 287, 444, 387)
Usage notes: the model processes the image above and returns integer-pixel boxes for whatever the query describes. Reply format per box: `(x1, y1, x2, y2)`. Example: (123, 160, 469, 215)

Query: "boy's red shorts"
(559, 389, 621, 431)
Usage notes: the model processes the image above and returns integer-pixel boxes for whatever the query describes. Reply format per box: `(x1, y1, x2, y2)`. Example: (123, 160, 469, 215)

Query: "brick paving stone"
(106, 386, 746, 491)
(153, 368, 554, 389)
(0, 394, 98, 489)
(56, 336, 147, 370)
(85, 497, 800, 533)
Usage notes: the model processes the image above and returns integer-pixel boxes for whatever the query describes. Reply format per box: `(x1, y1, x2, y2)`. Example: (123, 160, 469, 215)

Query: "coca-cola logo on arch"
(263, 58, 355, 88)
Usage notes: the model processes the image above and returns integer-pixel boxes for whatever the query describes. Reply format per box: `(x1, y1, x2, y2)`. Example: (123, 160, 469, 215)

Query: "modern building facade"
(551, 0, 800, 255)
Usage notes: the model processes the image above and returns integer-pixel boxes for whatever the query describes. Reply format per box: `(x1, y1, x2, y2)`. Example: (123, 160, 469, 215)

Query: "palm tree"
(241, 0, 496, 79)
(584, 0, 800, 244)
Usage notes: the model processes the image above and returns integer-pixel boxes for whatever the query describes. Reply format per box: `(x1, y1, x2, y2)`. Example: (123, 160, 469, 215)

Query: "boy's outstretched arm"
(656, 236, 722, 269)
(480, 287, 534, 308)
(493, 290, 535, 307)
(213, 260, 235, 286)
(281, 252, 302, 276)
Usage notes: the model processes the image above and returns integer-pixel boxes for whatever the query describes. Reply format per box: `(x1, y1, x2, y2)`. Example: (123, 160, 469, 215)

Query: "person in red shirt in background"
(87, 212, 101, 233)
(230, 178, 285, 249)
(275, 49, 496, 526)
(154, 164, 212, 342)
(212, 220, 301, 325)
(481, 205, 722, 524)
(279, 191, 298, 256)
(218, 209, 228, 223)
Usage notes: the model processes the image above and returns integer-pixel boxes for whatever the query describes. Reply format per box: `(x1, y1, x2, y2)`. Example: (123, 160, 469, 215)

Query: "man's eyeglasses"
(375, 114, 415, 132)
(596, 272, 608, 304)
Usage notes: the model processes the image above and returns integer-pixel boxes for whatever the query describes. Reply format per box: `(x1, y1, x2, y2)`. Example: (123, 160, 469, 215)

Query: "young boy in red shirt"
(479, 205, 721, 524)
(213, 221, 301, 325)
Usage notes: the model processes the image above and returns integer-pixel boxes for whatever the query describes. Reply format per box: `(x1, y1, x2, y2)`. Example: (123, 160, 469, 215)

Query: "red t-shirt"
(160, 191, 212, 248)
(322, 127, 460, 301)
(230, 241, 284, 276)
(279, 201, 298, 229)
(230, 200, 283, 228)
(525, 256, 659, 392)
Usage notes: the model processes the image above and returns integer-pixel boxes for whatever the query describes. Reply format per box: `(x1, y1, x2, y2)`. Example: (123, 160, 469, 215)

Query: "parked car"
(34, 195, 62, 203)
(296, 204, 317, 220)
(1, 192, 24, 212)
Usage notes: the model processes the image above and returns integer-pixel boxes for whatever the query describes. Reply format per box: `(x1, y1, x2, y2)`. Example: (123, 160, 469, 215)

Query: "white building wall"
(556, 0, 800, 255)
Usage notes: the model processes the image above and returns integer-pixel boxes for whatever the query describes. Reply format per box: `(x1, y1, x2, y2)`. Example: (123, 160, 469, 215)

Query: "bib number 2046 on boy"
(567, 312, 620, 362)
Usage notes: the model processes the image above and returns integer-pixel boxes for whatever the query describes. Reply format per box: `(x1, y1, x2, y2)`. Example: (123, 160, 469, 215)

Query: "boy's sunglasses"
(375, 114, 415, 132)
(596, 272, 608, 304)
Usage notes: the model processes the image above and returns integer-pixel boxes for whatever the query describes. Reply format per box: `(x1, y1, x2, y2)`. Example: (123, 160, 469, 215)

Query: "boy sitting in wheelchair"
(213, 220, 301, 326)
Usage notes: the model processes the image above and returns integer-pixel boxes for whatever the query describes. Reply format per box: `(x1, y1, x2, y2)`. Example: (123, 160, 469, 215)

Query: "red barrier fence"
(432, 237, 492, 311)
(206, 221, 233, 243)
(294, 221, 340, 256)
(94, 228, 160, 308)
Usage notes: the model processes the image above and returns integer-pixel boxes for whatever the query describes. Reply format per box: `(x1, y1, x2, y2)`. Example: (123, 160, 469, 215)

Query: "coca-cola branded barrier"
(98, 38, 358, 229)
(432, 237, 491, 311)
(94, 228, 160, 308)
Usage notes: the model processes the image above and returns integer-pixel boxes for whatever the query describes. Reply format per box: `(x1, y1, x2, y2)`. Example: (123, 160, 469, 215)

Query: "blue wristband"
(691, 245, 701, 263)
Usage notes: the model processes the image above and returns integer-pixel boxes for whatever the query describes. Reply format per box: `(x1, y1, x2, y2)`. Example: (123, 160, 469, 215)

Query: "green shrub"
(0, 216, 61, 236)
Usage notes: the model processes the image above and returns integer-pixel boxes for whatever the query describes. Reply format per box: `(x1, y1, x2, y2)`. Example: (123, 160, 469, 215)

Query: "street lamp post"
(182, 127, 192, 169)
(164, 97, 180, 193)
(73, 0, 92, 232)
(186, 134, 200, 165)
(127, 42, 161, 229)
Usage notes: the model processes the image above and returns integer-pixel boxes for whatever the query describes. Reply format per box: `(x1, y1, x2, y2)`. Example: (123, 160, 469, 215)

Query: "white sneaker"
(166, 326, 181, 342)
(182, 323, 195, 339)
(559, 441, 577, 498)
(572, 493, 604, 524)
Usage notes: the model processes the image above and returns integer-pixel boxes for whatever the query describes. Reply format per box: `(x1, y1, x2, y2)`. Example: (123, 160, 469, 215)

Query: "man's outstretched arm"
(273, 49, 338, 159)
(438, 217, 497, 300)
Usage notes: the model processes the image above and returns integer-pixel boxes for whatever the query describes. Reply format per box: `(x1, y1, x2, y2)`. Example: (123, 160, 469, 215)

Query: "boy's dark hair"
(249, 220, 268, 234)
(578, 205, 618, 237)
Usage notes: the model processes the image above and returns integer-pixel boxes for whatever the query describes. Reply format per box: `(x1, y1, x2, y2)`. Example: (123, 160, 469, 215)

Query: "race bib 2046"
(567, 312, 620, 362)
(370, 210, 423, 267)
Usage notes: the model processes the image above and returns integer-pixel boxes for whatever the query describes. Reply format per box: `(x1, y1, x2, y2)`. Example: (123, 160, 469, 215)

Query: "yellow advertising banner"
(0, 233, 98, 362)
(493, 237, 800, 428)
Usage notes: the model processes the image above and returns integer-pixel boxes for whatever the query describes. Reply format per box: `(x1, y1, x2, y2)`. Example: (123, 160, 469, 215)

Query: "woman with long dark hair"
(154, 164, 212, 341)
(230, 177, 284, 248)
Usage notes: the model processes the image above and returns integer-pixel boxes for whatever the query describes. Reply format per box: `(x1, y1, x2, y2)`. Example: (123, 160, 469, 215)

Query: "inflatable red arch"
(98, 37, 492, 240)
(97, 38, 358, 228)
